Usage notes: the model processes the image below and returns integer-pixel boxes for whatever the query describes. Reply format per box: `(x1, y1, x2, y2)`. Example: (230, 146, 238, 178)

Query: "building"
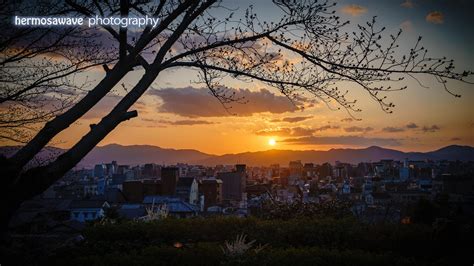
(143, 179, 162, 196)
(83, 181, 99, 197)
(143, 196, 199, 218)
(289, 160, 303, 177)
(303, 163, 317, 180)
(161, 167, 179, 195)
(217, 164, 246, 201)
(176, 177, 199, 204)
(199, 178, 223, 209)
(94, 164, 106, 178)
(69, 200, 110, 222)
(289, 161, 303, 184)
(110, 173, 127, 190)
(122, 179, 162, 203)
(123, 180, 144, 203)
(105, 161, 117, 176)
(143, 163, 160, 178)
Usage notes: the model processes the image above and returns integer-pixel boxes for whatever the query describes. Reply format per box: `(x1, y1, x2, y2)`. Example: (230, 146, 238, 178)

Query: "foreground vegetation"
(3, 215, 472, 265)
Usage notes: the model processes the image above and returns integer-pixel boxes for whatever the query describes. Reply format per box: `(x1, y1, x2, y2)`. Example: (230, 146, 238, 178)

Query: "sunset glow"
(268, 138, 276, 146)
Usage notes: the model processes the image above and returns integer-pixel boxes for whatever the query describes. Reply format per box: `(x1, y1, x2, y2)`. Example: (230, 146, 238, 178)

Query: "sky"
(17, 0, 474, 155)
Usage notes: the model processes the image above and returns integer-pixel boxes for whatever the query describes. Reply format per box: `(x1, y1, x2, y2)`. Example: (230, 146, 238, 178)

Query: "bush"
(7, 216, 473, 265)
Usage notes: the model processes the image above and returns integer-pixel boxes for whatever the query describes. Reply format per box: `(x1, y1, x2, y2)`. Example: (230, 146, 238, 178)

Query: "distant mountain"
(79, 144, 212, 167)
(193, 145, 474, 166)
(0, 144, 212, 167)
(1, 144, 473, 167)
(423, 145, 474, 161)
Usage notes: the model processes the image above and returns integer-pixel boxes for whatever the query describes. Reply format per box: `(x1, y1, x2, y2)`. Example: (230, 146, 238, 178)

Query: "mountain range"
(1, 144, 473, 167)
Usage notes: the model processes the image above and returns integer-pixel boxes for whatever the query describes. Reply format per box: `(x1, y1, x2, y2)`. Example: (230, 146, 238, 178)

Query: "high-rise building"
(289, 160, 303, 177)
(199, 178, 223, 209)
(176, 177, 199, 204)
(143, 163, 160, 178)
(94, 164, 106, 178)
(161, 167, 179, 195)
(217, 164, 246, 201)
(303, 163, 316, 180)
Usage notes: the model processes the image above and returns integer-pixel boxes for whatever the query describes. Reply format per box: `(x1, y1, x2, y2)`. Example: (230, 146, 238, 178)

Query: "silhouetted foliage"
(3, 216, 472, 265)
(1, 0, 473, 230)
(256, 199, 352, 219)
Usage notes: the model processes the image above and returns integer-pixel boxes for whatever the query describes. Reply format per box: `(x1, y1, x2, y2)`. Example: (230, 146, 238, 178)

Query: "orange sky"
(46, 63, 473, 155)
(3, 0, 474, 155)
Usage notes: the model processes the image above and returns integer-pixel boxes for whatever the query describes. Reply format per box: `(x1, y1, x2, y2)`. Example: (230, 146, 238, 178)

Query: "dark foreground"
(1, 216, 473, 265)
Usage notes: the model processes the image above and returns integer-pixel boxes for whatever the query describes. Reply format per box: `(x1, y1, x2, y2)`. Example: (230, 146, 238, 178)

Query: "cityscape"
(4, 144, 474, 264)
(15, 147, 474, 224)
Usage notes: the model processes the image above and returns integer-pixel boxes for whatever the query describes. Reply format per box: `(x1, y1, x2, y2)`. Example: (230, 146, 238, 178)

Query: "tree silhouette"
(0, 0, 472, 229)
(0, 0, 113, 143)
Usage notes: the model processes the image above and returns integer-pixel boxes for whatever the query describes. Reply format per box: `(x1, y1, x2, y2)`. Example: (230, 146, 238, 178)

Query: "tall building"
(289, 161, 303, 177)
(199, 179, 223, 209)
(303, 163, 316, 180)
(122, 179, 162, 203)
(161, 167, 179, 195)
(317, 163, 333, 179)
(176, 177, 199, 204)
(94, 164, 106, 178)
(122, 180, 144, 203)
(217, 164, 246, 201)
(288, 160, 303, 185)
(105, 161, 117, 176)
(143, 163, 160, 178)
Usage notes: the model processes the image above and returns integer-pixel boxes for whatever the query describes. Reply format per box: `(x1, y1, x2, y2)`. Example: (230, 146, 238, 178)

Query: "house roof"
(69, 200, 109, 209)
(143, 195, 198, 213)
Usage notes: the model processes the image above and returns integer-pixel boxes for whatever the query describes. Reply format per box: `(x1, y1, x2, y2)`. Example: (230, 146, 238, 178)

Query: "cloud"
(162, 119, 215, 126)
(382, 127, 405, 133)
(401, 0, 414, 8)
(406, 123, 419, 129)
(255, 127, 313, 137)
(150, 86, 304, 117)
(421, 125, 441, 133)
(315, 125, 339, 131)
(255, 128, 291, 136)
(400, 20, 413, 31)
(282, 136, 402, 147)
(344, 126, 374, 133)
(291, 127, 315, 137)
(341, 4, 368, 16)
(426, 11, 444, 24)
(140, 118, 216, 126)
(271, 116, 313, 123)
(256, 124, 338, 137)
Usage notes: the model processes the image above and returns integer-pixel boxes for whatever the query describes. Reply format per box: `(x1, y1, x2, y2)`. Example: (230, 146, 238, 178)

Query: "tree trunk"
(0, 68, 156, 231)
(9, 61, 133, 173)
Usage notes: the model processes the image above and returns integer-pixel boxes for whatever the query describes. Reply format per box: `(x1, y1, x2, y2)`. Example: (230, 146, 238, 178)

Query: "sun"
(268, 138, 276, 146)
